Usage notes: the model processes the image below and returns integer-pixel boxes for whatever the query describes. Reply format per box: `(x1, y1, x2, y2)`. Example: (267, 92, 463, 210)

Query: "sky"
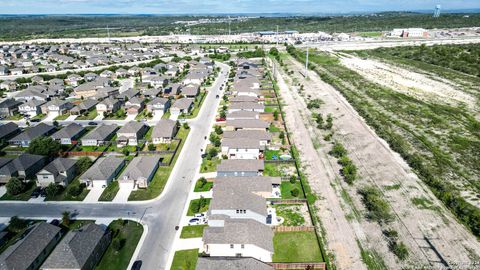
(0, 0, 478, 15)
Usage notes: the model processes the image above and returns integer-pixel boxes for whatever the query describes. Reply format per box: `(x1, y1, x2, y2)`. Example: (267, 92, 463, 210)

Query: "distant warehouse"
(390, 28, 429, 38)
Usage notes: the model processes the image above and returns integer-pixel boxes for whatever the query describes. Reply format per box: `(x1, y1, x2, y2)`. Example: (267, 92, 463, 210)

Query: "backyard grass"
(96, 220, 144, 270)
(180, 225, 207, 239)
(280, 181, 305, 199)
(135, 109, 152, 120)
(128, 127, 189, 201)
(98, 181, 120, 201)
(76, 109, 98, 120)
(0, 181, 36, 201)
(187, 198, 211, 216)
(265, 149, 281, 160)
(185, 91, 206, 119)
(269, 123, 282, 132)
(273, 231, 323, 262)
(275, 204, 306, 226)
(170, 249, 198, 270)
(194, 180, 213, 192)
(200, 157, 220, 173)
(264, 163, 296, 177)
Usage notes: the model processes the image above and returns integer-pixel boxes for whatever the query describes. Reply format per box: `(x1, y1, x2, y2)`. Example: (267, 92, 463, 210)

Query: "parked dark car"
(88, 121, 98, 126)
(131, 260, 142, 270)
(31, 187, 42, 198)
(50, 219, 60, 226)
(30, 118, 41, 122)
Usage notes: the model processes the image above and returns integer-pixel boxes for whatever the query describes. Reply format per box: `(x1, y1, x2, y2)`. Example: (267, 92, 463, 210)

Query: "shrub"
(28, 136, 61, 156)
(329, 142, 347, 158)
(148, 144, 156, 151)
(6, 177, 24, 195)
(76, 157, 93, 174)
(358, 186, 393, 224)
(291, 188, 300, 197)
(45, 183, 60, 198)
(9, 216, 27, 233)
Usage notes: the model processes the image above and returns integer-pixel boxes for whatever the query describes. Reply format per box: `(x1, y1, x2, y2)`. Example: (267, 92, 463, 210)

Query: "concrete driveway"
(0, 186, 6, 198)
(113, 187, 133, 203)
(65, 115, 77, 121)
(83, 187, 105, 203)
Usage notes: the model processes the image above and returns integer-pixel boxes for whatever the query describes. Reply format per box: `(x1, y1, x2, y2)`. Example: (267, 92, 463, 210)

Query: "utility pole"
(305, 47, 309, 78)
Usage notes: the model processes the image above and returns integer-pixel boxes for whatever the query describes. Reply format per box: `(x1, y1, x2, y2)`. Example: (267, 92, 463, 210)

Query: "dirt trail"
(339, 55, 478, 112)
(278, 55, 480, 268)
(269, 59, 367, 270)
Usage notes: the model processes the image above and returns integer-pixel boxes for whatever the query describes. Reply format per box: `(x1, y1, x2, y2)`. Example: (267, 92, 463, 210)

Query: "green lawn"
(31, 113, 46, 120)
(180, 225, 207, 239)
(264, 163, 296, 177)
(162, 110, 171, 119)
(269, 123, 282, 132)
(200, 157, 220, 173)
(265, 149, 281, 160)
(135, 109, 152, 120)
(170, 249, 198, 270)
(280, 181, 305, 199)
(275, 204, 306, 226)
(96, 220, 144, 270)
(54, 113, 71, 120)
(76, 109, 98, 120)
(129, 127, 189, 201)
(0, 181, 36, 201)
(98, 181, 120, 201)
(265, 106, 279, 113)
(5, 114, 23, 120)
(273, 231, 323, 262)
(187, 198, 211, 216)
(74, 145, 109, 152)
(46, 178, 90, 201)
(104, 109, 127, 120)
(194, 180, 213, 192)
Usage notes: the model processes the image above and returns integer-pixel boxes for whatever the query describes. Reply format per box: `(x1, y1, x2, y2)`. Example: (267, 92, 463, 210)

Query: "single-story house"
(40, 224, 111, 270)
(228, 102, 264, 113)
(117, 155, 161, 189)
(0, 222, 62, 270)
(70, 99, 98, 115)
(0, 153, 46, 183)
(170, 98, 194, 116)
(9, 123, 56, 147)
(80, 124, 117, 147)
(181, 84, 200, 98)
(226, 111, 259, 121)
(36, 158, 77, 187)
(79, 157, 125, 189)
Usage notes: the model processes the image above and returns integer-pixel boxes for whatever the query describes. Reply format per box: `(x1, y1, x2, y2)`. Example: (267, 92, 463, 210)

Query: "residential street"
(0, 62, 229, 270)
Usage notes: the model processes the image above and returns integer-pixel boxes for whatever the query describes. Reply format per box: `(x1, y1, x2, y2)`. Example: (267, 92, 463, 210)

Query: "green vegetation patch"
(170, 249, 198, 270)
(273, 231, 323, 262)
(187, 197, 211, 216)
(99, 181, 120, 201)
(180, 225, 207, 239)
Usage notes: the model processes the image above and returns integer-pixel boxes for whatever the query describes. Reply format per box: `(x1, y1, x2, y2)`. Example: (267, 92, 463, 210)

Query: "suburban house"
(116, 121, 148, 147)
(51, 123, 85, 145)
(43, 99, 73, 116)
(226, 109, 260, 120)
(14, 89, 48, 102)
(183, 72, 207, 85)
(225, 119, 269, 132)
(125, 97, 145, 115)
(221, 138, 264, 160)
(151, 119, 178, 144)
(208, 176, 275, 225)
(181, 84, 200, 98)
(70, 99, 98, 115)
(36, 158, 77, 187)
(0, 122, 20, 141)
(146, 97, 171, 117)
(79, 156, 125, 189)
(0, 80, 18, 91)
(117, 89, 139, 101)
(81, 124, 118, 146)
(18, 100, 46, 117)
(117, 155, 161, 189)
(142, 88, 162, 98)
(0, 153, 46, 183)
(170, 98, 194, 117)
(0, 222, 62, 270)
(223, 130, 272, 146)
(65, 74, 83, 87)
(9, 123, 56, 147)
(202, 217, 274, 262)
(195, 257, 274, 270)
(228, 102, 264, 113)
(229, 96, 258, 103)
(0, 99, 22, 117)
(40, 224, 111, 270)
(96, 98, 121, 115)
(143, 75, 168, 88)
(217, 159, 264, 177)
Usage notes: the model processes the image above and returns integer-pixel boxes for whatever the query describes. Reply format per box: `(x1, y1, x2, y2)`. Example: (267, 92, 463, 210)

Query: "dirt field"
(271, 54, 480, 269)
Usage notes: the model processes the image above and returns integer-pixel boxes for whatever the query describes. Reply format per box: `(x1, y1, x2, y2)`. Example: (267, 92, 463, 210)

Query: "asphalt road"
(0, 62, 229, 270)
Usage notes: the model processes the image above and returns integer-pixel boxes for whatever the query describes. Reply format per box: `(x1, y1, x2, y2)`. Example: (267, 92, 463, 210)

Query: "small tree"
(62, 211, 71, 226)
(182, 122, 190, 130)
(214, 125, 223, 135)
(199, 177, 207, 188)
(325, 114, 333, 129)
(122, 148, 130, 156)
(290, 188, 300, 197)
(76, 157, 93, 174)
(45, 183, 59, 198)
(28, 136, 61, 157)
(148, 144, 156, 151)
(207, 147, 218, 160)
(6, 177, 24, 196)
(289, 175, 297, 184)
(9, 216, 27, 233)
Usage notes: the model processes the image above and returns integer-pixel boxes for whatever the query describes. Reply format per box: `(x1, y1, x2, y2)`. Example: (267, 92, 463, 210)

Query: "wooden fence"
(269, 199, 307, 205)
(66, 151, 103, 157)
(269, 262, 326, 270)
(274, 226, 315, 232)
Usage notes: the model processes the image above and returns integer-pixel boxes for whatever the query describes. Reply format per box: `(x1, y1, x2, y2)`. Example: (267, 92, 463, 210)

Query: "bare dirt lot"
(271, 54, 480, 269)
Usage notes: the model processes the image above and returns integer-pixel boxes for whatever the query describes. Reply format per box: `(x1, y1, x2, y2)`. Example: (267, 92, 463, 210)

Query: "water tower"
(433, 4, 441, 18)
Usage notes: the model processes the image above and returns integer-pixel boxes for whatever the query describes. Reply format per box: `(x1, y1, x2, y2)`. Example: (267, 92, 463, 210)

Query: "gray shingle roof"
(41, 158, 76, 176)
(223, 130, 272, 141)
(0, 222, 61, 270)
(0, 122, 19, 140)
(41, 223, 108, 270)
(51, 123, 85, 140)
(80, 157, 124, 181)
(217, 159, 264, 173)
(82, 124, 117, 141)
(9, 123, 55, 142)
(226, 120, 269, 129)
(196, 257, 274, 270)
(221, 138, 264, 150)
(117, 121, 147, 135)
(172, 98, 194, 110)
(151, 119, 177, 139)
(118, 155, 160, 182)
(226, 110, 259, 119)
(229, 102, 264, 111)
(203, 218, 274, 252)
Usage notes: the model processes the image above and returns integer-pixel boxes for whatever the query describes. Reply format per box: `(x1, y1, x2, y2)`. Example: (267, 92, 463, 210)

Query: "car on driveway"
(188, 218, 202, 225)
(31, 187, 42, 198)
(131, 260, 142, 270)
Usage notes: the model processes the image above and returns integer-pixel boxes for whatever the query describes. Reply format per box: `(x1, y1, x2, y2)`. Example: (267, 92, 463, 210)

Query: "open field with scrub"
(274, 47, 480, 269)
